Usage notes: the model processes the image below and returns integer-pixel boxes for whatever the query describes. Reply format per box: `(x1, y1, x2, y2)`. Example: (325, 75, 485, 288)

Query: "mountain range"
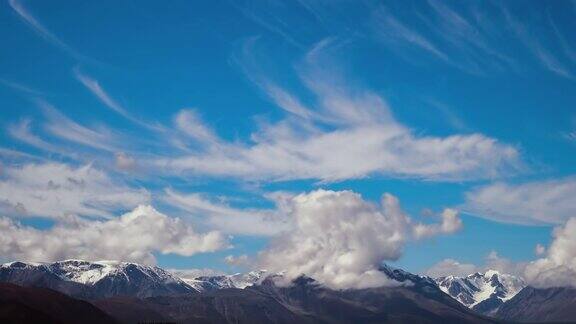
(0, 259, 574, 323)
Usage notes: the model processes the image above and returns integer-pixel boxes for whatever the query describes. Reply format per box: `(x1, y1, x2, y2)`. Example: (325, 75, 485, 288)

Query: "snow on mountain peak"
(1, 260, 185, 286)
(435, 270, 526, 315)
(183, 269, 269, 292)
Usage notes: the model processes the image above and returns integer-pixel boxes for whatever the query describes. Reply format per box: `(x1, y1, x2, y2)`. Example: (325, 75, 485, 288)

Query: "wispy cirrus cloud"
(156, 39, 521, 182)
(8, 0, 94, 62)
(39, 101, 118, 152)
(0, 78, 46, 96)
(500, 5, 574, 79)
(370, 1, 575, 78)
(74, 69, 165, 131)
(164, 188, 289, 236)
(7, 118, 71, 157)
(465, 177, 576, 225)
(372, 5, 450, 63)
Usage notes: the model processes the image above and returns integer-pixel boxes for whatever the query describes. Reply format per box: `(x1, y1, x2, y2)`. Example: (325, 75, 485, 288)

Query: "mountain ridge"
(0, 259, 494, 323)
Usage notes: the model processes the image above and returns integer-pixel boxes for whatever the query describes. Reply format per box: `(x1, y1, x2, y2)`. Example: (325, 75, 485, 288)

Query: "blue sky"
(1, 0, 576, 277)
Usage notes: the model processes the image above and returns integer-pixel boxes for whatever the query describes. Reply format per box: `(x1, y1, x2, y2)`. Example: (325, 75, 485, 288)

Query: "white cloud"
(40, 101, 118, 152)
(115, 152, 136, 171)
(484, 251, 527, 277)
(263, 83, 315, 120)
(161, 120, 519, 182)
(0, 162, 149, 219)
(535, 243, 546, 256)
(174, 109, 221, 146)
(425, 251, 526, 278)
(0, 205, 228, 265)
(8, 0, 85, 60)
(154, 38, 521, 183)
(168, 268, 225, 280)
(258, 189, 462, 289)
(160, 82, 519, 182)
(465, 177, 576, 225)
(8, 119, 70, 156)
(74, 69, 129, 117)
(424, 259, 478, 278)
(413, 208, 462, 239)
(372, 5, 449, 62)
(501, 6, 574, 79)
(74, 69, 163, 131)
(163, 188, 289, 236)
(525, 217, 576, 288)
(224, 254, 250, 267)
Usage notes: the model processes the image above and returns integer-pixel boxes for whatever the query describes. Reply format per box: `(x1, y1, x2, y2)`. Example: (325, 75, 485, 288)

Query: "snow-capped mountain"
(435, 270, 526, 315)
(0, 260, 196, 299)
(185, 270, 268, 292)
(0, 259, 271, 299)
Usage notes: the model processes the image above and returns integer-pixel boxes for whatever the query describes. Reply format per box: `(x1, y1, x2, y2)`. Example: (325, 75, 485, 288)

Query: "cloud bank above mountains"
(0, 183, 462, 289)
(259, 190, 462, 289)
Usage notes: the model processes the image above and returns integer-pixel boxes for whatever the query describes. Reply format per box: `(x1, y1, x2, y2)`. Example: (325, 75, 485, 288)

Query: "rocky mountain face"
(495, 286, 576, 322)
(435, 270, 525, 316)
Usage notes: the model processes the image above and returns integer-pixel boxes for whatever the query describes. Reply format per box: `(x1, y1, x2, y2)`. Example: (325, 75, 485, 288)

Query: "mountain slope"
(96, 276, 494, 324)
(0, 283, 116, 324)
(495, 286, 576, 322)
(435, 270, 525, 315)
(0, 260, 496, 323)
(0, 260, 196, 299)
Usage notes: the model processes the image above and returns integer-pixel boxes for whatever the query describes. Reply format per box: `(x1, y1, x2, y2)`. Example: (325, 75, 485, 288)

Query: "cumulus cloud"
(0, 162, 149, 219)
(258, 190, 462, 289)
(484, 251, 527, 277)
(0, 205, 228, 264)
(413, 208, 462, 239)
(465, 177, 576, 225)
(525, 217, 576, 288)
